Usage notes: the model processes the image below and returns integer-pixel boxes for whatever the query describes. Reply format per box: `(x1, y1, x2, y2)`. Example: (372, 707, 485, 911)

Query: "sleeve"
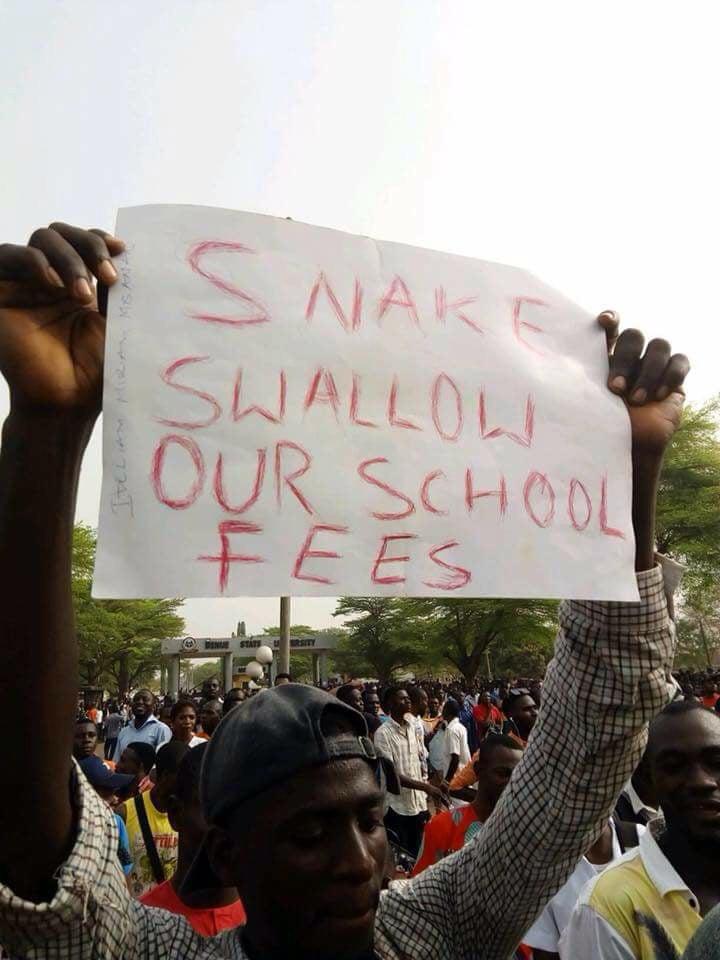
(449, 724, 463, 757)
(411, 816, 446, 877)
(523, 900, 561, 953)
(375, 565, 676, 960)
(449, 754, 478, 790)
(373, 725, 393, 763)
(0, 765, 220, 959)
(155, 723, 172, 749)
(559, 903, 638, 960)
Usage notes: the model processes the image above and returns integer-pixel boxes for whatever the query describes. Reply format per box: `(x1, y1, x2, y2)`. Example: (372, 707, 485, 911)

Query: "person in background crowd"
(364, 689, 384, 721)
(163, 698, 206, 748)
(614, 745, 660, 826)
(113, 688, 171, 761)
(158, 704, 173, 728)
(525, 816, 644, 960)
(222, 688, 246, 716)
(79, 755, 135, 883)
(472, 691, 504, 742)
(73, 717, 100, 763)
(434, 699, 471, 784)
(140, 744, 246, 935)
(450, 687, 540, 793)
(198, 699, 223, 739)
(121, 740, 189, 897)
(561, 701, 720, 958)
(700, 680, 720, 711)
(336, 683, 381, 738)
(201, 678, 223, 703)
(116, 741, 157, 800)
(413, 734, 524, 875)
(274, 672, 292, 686)
(406, 686, 433, 788)
(374, 685, 446, 858)
(103, 703, 124, 760)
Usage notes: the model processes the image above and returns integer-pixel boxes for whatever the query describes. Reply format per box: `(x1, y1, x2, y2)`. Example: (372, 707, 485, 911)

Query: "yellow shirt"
(560, 821, 702, 959)
(123, 791, 178, 898)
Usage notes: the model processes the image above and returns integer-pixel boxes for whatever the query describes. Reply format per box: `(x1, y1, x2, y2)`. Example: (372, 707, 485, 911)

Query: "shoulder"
(578, 848, 647, 919)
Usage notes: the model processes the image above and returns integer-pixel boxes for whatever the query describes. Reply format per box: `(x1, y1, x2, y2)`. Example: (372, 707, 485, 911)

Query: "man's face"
(201, 700, 222, 736)
(481, 693, 492, 706)
(509, 695, 539, 735)
(366, 694, 381, 715)
(703, 681, 717, 697)
(348, 688, 364, 712)
(169, 783, 208, 858)
(73, 722, 97, 758)
(651, 711, 720, 844)
(477, 746, 524, 806)
(132, 691, 153, 719)
(413, 690, 428, 717)
(388, 689, 411, 721)
(205, 679, 221, 698)
(213, 758, 386, 960)
(428, 697, 440, 717)
(223, 688, 246, 715)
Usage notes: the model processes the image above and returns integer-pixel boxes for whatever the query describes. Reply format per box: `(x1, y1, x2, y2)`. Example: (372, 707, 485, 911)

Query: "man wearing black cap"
(0, 224, 689, 959)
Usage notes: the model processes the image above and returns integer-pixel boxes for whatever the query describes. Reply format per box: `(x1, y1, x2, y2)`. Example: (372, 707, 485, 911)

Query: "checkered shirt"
(0, 564, 677, 960)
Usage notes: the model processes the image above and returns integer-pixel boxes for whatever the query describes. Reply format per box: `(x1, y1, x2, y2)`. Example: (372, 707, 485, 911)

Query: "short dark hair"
(75, 717, 96, 728)
(647, 698, 720, 753)
(170, 698, 197, 721)
(407, 685, 426, 707)
(127, 741, 157, 774)
(174, 742, 207, 803)
(156, 740, 190, 778)
(133, 688, 153, 700)
(275, 672, 292, 683)
(443, 699, 461, 720)
(335, 683, 359, 705)
(475, 734, 524, 765)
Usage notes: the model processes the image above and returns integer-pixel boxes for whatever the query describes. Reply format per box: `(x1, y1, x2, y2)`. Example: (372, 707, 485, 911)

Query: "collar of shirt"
(130, 715, 160, 730)
(641, 820, 699, 907)
(389, 715, 410, 734)
(624, 779, 658, 819)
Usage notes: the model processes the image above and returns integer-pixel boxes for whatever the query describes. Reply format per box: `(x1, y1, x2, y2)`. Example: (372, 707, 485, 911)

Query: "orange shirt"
(701, 693, 720, 709)
(412, 805, 483, 876)
(140, 879, 246, 936)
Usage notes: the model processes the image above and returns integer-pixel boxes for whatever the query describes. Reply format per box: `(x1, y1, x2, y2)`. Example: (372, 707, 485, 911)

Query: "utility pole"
(279, 596, 291, 676)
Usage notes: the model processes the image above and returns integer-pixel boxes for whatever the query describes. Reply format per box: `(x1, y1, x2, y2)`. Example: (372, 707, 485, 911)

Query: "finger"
(628, 338, 672, 405)
(597, 310, 620, 353)
(655, 353, 691, 401)
(608, 328, 644, 395)
(0, 243, 65, 290)
(89, 228, 125, 257)
(29, 228, 96, 303)
(50, 222, 121, 286)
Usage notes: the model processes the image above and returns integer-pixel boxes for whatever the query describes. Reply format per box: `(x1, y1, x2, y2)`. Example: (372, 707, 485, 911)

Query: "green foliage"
(399, 597, 558, 683)
(332, 598, 425, 683)
(675, 583, 720, 669)
(73, 524, 185, 697)
(657, 397, 720, 587)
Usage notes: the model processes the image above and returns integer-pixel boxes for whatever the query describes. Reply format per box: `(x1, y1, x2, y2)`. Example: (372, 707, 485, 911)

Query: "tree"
(657, 396, 720, 586)
(399, 597, 558, 685)
(332, 598, 426, 683)
(72, 524, 185, 697)
(675, 584, 720, 669)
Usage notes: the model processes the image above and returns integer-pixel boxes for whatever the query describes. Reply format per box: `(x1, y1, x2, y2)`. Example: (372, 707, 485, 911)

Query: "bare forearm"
(632, 452, 662, 572)
(0, 411, 91, 899)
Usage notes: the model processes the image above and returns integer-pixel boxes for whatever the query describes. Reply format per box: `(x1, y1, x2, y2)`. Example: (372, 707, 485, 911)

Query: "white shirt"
(559, 821, 700, 960)
(623, 778, 659, 820)
(374, 716, 428, 816)
(525, 819, 644, 953)
(435, 717, 471, 779)
(157, 735, 205, 750)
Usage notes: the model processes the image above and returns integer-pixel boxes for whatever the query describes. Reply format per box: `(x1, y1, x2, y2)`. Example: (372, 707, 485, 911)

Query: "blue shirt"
(112, 715, 171, 761)
(113, 813, 133, 876)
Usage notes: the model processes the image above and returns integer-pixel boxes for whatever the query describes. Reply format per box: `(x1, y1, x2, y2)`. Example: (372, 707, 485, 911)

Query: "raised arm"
(377, 316, 689, 960)
(0, 224, 123, 899)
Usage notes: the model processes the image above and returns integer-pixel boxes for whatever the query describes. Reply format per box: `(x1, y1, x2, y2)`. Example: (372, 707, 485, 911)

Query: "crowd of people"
(0, 221, 718, 959)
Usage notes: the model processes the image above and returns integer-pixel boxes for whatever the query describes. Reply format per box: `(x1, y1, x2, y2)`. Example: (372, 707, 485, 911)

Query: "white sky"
(1, 0, 717, 636)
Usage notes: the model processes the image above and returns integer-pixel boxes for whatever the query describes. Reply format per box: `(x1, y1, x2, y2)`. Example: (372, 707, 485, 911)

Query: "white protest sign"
(94, 205, 638, 601)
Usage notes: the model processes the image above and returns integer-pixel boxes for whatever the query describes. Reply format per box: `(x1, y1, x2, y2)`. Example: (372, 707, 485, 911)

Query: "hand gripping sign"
(94, 205, 637, 601)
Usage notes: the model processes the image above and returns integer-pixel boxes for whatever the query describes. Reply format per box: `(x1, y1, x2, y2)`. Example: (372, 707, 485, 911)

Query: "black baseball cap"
(183, 683, 396, 893)
(79, 755, 135, 792)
